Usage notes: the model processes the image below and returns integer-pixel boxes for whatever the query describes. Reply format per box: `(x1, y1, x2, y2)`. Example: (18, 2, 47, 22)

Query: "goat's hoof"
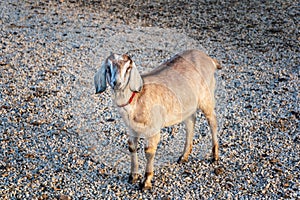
(139, 182, 152, 191)
(128, 173, 139, 184)
(177, 156, 188, 164)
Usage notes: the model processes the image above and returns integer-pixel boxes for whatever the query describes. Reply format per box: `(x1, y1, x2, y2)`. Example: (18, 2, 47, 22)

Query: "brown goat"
(94, 49, 221, 190)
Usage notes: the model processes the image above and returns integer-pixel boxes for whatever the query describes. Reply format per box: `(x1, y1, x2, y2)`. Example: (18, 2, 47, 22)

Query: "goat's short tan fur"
(94, 49, 221, 190)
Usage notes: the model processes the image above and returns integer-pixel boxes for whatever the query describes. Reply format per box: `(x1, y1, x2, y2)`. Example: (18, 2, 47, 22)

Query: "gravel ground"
(0, 0, 299, 199)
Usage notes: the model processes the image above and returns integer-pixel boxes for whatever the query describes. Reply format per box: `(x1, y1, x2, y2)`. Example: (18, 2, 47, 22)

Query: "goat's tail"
(212, 58, 222, 70)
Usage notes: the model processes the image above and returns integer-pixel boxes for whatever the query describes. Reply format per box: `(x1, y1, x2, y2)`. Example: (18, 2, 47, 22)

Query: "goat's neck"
(114, 86, 134, 107)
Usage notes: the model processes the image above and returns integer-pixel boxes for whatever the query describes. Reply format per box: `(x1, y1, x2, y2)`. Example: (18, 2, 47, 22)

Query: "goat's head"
(94, 53, 143, 94)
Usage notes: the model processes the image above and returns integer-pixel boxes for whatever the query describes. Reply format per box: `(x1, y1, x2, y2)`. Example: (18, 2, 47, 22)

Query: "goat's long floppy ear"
(94, 61, 107, 94)
(129, 62, 143, 92)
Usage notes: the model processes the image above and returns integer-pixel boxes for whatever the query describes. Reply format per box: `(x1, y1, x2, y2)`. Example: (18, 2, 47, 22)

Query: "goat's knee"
(144, 146, 156, 171)
(128, 139, 137, 153)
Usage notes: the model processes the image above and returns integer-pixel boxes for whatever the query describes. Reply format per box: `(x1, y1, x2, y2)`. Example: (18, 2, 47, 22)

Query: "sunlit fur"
(94, 49, 221, 190)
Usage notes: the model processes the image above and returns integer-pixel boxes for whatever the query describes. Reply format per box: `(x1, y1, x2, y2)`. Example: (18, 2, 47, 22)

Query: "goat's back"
(143, 49, 217, 85)
(139, 49, 218, 124)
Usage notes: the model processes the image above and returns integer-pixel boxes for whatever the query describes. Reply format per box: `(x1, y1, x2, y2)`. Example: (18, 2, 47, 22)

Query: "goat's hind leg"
(128, 136, 139, 183)
(178, 114, 196, 163)
(200, 84, 219, 161)
(204, 110, 219, 161)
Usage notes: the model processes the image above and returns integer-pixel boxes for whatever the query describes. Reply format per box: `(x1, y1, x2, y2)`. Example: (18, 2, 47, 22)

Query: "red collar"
(118, 92, 137, 107)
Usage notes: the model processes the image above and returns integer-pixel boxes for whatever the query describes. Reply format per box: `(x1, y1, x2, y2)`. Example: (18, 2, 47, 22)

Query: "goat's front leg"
(128, 136, 139, 184)
(178, 113, 196, 163)
(141, 133, 160, 190)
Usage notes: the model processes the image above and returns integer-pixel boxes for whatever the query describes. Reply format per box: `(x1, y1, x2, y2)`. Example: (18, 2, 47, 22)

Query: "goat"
(94, 49, 221, 190)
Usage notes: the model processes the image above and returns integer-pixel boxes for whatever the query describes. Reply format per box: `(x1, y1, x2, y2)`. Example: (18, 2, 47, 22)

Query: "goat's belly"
(158, 86, 198, 125)
(119, 104, 196, 136)
(163, 105, 197, 127)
